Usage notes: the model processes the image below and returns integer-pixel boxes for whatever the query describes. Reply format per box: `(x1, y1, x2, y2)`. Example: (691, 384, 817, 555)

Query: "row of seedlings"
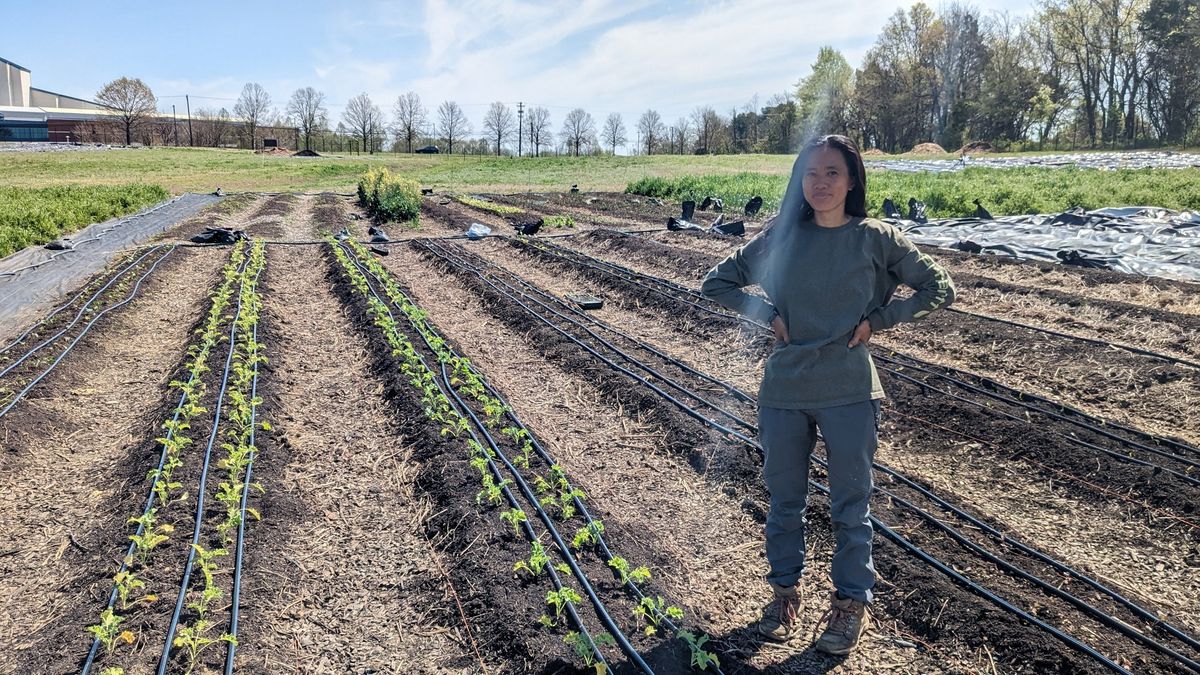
(338, 239, 721, 671)
(162, 240, 268, 674)
(83, 242, 248, 673)
(81, 241, 269, 675)
(329, 240, 626, 670)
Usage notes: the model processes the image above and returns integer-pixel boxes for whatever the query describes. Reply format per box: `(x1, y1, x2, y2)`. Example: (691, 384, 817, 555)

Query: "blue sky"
(3, 0, 1034, 136)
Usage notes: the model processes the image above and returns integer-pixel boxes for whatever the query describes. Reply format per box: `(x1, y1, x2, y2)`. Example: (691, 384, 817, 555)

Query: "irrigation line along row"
(944, 305, 1200, 370)
(473, 239, 1200, 654)
(0, 247, 163, 380)
(80, 246, 253, 674)
(0, 246, 163, 359)
(224, 318, 261, 674)
(516, 236, 1200, 477)
(0, 245, 178, 420)
(423, 241, 1198, 673)
(333, 242, 615, 670)
(874, 353, 1200, 489)
(158, 250, 267, 675)
(585, 232, 1200, 449)
(347, 242, 722, 673)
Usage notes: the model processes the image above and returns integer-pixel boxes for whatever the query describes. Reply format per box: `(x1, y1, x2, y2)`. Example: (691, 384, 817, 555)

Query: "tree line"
(77, 0, 1198, 154)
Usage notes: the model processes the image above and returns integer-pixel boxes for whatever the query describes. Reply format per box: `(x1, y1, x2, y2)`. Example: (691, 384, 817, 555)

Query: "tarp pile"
(891, 206, 1200, 281)
(868, 150, 1200, 174)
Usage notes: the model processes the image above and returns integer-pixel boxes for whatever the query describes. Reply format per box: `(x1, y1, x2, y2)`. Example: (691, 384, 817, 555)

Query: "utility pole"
(185, 95, 194, 146)
(517, 101, 524, 157)
(172, 105, 178, 146)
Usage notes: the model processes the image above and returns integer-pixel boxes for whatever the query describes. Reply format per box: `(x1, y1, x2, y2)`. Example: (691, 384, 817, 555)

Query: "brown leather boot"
(815, 591, 869, 655)
(757, 583, 801, 642)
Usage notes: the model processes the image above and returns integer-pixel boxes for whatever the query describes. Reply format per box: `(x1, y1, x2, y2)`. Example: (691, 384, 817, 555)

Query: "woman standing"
(701, 135, 955, 654)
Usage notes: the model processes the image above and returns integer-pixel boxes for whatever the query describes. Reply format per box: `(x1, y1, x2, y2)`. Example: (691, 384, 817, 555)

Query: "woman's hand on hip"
(848, 319, 872, 348)
(771, 314, 790, 346)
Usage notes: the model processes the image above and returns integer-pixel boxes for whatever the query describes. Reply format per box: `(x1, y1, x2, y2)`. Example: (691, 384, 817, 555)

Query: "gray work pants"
(758, 399, 880, 603)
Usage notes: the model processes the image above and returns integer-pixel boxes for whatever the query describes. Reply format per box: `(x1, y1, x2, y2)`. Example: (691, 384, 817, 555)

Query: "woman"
(701, 135, 954, 654)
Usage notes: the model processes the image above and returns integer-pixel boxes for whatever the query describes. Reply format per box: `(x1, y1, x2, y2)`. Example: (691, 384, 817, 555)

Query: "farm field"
(0, 189, 1197, 674)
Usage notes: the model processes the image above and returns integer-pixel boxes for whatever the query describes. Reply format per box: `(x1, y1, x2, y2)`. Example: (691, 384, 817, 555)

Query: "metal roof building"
(1, 56, 115, 142)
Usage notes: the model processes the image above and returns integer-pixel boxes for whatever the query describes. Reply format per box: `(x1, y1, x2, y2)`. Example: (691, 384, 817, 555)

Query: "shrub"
(357, 167, 420, 224)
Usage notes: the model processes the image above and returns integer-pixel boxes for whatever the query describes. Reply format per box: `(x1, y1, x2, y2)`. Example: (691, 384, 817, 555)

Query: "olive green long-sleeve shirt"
(701, 217, 955, 409)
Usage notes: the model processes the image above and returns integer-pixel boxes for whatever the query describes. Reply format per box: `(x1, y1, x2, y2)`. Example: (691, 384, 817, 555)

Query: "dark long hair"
(775, 134, 868, 230)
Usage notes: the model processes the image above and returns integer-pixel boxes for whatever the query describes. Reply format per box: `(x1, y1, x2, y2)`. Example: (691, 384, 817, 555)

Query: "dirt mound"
(254, 147, 292, 156)
(293, 149, 321, 157)
(863, 148, 887, 156)
(958, 141, 995, 155)
(910, 142, 947, 155)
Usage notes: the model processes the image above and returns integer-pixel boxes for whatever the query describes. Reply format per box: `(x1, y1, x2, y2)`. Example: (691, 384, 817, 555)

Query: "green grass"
(0, 184, 170, 257)
(0, 147, 800, 194)
(627, 167, 1200, 218)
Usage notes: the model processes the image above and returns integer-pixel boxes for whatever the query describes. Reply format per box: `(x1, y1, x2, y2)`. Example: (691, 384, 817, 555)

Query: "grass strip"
(0, 184, 169, 257)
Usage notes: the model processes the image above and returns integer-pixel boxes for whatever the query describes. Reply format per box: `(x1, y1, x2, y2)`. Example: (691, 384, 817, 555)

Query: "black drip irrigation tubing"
(422, 242, 755, 425)
(158, 261, 264, 675)
(0, 246, 161, 358)
(0, 245, 177, 420)
(944, 305, 1200, 371)
(520, 239, 1200, 483)
(352, 242, 722, 672)
(876, 350, 1200, 469)
(0, 246, 163, 378)
(80, 250, 253, 674)
(876, 348, 1200, 460)
(422, 241, 1200, 674)
(419, 240, 757, 448)
(223, 318, 261, 674)
(337, 243, 619, 670)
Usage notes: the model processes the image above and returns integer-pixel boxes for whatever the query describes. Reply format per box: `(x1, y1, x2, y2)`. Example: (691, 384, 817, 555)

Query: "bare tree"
(286, 87, 328, 151)
(234, 83, 272, 150)
(525, 106, 551, 156)
(437, 100, 471, 154)
(669, 117, 692, 154)
(392, 91, 428, 153)
(94, 77, 157, 145)
(559, 108, 596, 156)
(691, 105, 728, 153)
(482, 101, 516, 155)
(601, 113, 627, 154)
(342, 92, 384, 154)
(636, 109, 665, 154)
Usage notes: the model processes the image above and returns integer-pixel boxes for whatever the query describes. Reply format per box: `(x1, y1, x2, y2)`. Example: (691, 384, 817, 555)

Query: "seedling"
(114, 569, 155, 610)
(632, 596, 685, 636)
(86, 608, 134, 656)
(676, 630, 720, 670)
(173, 619, 236, 675)
(571, 521, 605, 550)
(128, 510, 173, 563)
(545, 587, 582, 621)
(514, 539, 550, 577)
(499, 508, 527, 534)
(607, 556, 651, 586)
(476, 474, 512, 507)
(564, 631, 615, 668)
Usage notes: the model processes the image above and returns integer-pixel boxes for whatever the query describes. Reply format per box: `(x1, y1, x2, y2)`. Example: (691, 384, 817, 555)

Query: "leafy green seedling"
(607, 556, 651, 586)
(499, 508, 527, 534)
(677, 630, 720, 670)
(545, 587, 582, 620)
(564, 631, 616, 668)
(571, 521, 605, 550)
(514, 540, 550, 577)
(86, 608, 134, 656)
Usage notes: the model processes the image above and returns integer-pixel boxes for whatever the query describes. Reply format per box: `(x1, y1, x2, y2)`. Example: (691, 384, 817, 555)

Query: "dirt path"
(0, 246, 226, 671)
(230, 234, 473, 671)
